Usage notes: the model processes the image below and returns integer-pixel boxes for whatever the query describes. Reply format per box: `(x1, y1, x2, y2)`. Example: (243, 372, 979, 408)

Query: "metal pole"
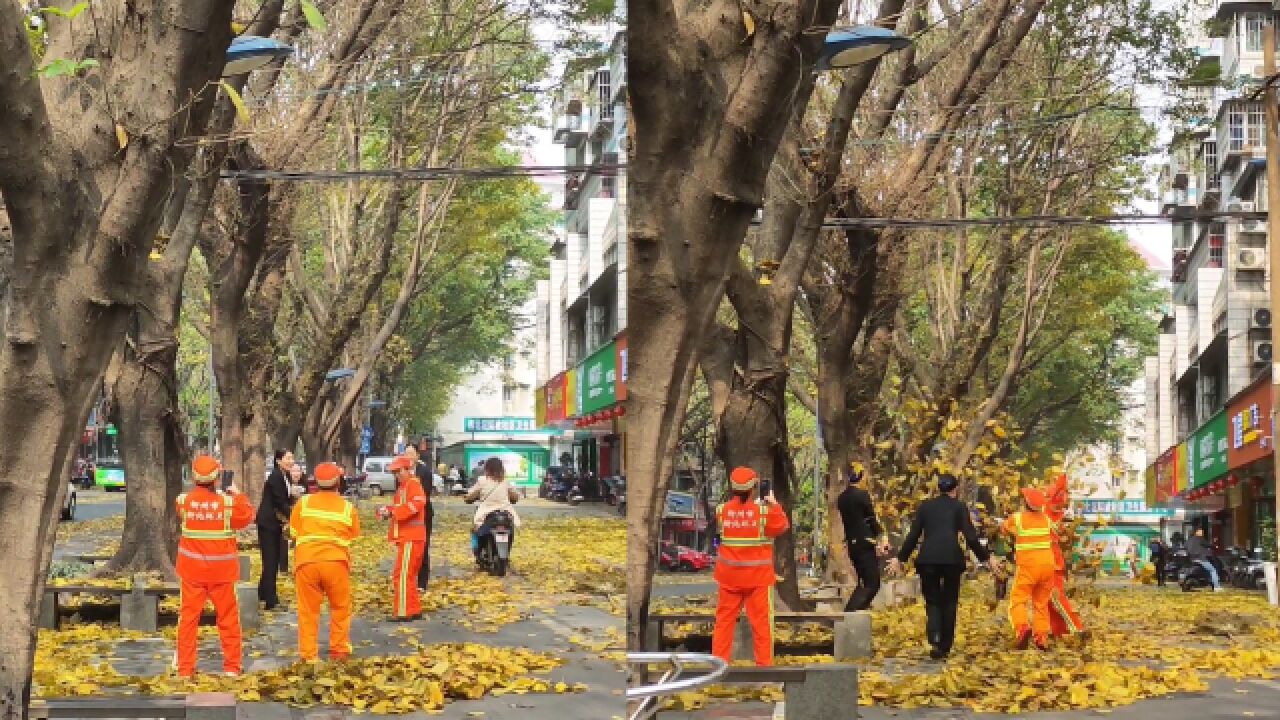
(1265, 21, 1280, 588)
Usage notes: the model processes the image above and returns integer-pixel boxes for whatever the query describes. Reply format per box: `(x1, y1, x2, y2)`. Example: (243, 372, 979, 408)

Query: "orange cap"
(191, 455, 221, 484)
(388, 456, 413, 473)
(729, 466, 759, 491)
(1021, 486, 1047, 510)
(313, 462, 343, 488)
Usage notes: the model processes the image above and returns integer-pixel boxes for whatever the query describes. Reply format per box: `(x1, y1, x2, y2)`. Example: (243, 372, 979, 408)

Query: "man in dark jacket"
(256, 449, 294, 610)
(1186, 528, 1221, 590)
(837, 464, 887, 611)
(889, 474, 1000, 659)
(403, 445, 435, 592)
(1150, 539, 1168, 587)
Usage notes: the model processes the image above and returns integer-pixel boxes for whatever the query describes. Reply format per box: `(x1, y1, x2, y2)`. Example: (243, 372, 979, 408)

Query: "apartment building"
(1147, 1, 1278, 559)
(534, 28, 628, 481)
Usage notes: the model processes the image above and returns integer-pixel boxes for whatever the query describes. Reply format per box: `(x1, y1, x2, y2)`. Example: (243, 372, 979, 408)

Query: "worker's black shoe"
(928, 648, 948, 660)
(1014, 627, 1032, 650)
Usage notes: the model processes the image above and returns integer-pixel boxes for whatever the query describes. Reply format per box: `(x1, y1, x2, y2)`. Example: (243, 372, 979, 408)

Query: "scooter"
(1181, 555, 1227, 592)
(567, 482, 585, 506)
(475, 510, 515, 577)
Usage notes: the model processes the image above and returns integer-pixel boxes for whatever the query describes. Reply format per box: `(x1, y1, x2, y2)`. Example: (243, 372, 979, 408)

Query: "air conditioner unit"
(1241, 218, 1266, 233)
(1227, 201, 1255, 213)
(1253, 340, 1273, 365)
(1254, 307, 1273, 329)
(1238, 248, 1267, 270)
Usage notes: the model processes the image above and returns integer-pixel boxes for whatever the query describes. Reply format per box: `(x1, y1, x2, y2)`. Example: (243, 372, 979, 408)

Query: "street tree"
(0, 0, 235, 713)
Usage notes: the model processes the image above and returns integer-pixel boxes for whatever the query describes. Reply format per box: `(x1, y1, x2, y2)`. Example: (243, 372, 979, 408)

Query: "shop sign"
(1154, 447, 1176, 505)
(464, 417, 537, 433)
(1076, 499, 1174, 517)
(615, 334, 628, 402)
(535, 387, 547, 428)
(1228, 380, 1272, 468)
(566, 369, 578, 418)
(580, 342, 618, 414)
(544, 374, 566, 423)
(1191, 411, 1229, 488)
(664, 490, 696, 519)
(1144, 464, 1156, 507)
(1227, 484, 1244, 509)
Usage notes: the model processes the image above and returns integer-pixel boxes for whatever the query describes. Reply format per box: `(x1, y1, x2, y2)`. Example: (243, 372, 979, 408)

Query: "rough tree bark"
(627, 0, 848, 652)
(0, 0, 233, 715)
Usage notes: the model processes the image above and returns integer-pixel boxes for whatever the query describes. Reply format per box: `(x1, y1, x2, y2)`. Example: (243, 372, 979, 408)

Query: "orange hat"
(729, 466, 759, 491)
(313, 462, 343, 488)
(191, 455, 221, 485)
(388, 456, 413, 473)
(1021, 486, 1047, 510)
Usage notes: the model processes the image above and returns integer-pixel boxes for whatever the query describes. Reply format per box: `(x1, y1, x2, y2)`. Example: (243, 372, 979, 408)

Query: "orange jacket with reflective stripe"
(387, 476, 427, 543)
(1001, 511, 1057, 565)
(175, 486, 253, 584)
(289, 491, 360, 567)
(714, 498, 790, 588)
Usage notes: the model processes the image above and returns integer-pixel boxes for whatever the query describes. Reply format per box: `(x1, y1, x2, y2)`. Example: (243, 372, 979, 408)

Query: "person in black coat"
(888, 474, 1000, 660)
(837, 464, 888, 611)
(256, 449, 294, 610)
(1149, 539, 1168, 587)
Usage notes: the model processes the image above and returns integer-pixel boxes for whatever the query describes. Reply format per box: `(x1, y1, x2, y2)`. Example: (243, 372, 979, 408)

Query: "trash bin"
(1264, 562, 1278, 606)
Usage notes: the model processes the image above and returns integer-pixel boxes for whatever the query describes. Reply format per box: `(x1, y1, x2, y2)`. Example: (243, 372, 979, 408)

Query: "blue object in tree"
(816, 26, 911, 71)
(224, 35, 294, 77)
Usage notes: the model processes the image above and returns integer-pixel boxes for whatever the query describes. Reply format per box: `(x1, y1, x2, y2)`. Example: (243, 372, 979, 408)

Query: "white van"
(362, 456, 396, 495)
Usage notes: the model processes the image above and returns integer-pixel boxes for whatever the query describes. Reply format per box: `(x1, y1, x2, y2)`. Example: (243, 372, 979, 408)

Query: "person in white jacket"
(465, 457, 521, 561)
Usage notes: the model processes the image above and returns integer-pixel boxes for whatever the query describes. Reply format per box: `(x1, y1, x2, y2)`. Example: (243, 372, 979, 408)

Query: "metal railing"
(627, 652, 729, 720)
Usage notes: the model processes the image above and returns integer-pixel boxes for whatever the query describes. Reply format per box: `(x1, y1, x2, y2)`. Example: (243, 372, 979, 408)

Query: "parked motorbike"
(475, 510, 515, 577)
(567, 481, 585, 506)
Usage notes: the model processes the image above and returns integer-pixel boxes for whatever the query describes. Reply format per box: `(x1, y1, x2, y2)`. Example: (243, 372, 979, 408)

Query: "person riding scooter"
(464, 457, 522, 563)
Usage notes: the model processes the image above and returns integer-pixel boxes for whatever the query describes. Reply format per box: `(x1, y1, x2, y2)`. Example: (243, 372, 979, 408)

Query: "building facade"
(1146, 1, 1279, 559)
(534, 28, 628, 481)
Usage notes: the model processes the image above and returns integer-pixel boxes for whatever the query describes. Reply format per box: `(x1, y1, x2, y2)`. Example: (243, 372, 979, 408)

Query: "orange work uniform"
(174, 486, 254, 676)
(712, 498, 790, 666)
(1002, 510, 1059, 646)
(387, 475, 428, 618)
(289, 490, 360, 661)
(1042, 475, 1084, 637)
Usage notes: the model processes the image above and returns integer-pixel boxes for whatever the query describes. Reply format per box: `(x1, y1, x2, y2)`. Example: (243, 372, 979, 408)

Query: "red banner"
(1155, 447, 1176, 505)
(1228, 379, 1272, 469)
(545, 373, 567, 424)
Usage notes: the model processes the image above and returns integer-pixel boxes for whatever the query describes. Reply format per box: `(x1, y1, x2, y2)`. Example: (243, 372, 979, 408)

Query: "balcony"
(609, 46, 626, 104)
(553, 114, 584, 143)
(1215, 100, 1266, 173)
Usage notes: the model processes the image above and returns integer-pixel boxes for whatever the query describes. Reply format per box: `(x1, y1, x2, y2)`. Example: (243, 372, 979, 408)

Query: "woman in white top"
(465, 457, 521, 559)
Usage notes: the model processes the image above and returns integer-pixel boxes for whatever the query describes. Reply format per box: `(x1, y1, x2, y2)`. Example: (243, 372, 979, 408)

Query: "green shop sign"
(1189, 411, 1229, 488)
(579, 341, 618, 414)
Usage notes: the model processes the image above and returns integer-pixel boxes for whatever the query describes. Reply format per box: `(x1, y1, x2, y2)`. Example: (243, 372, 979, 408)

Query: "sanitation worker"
(290, 461, 360, 662)
(1042, 473, 1085, 638)
(711, 466, 789, 666)
(1001, 487, 1060, 650)
(175, 455, 254, 678)
(378, 455, 428, 621)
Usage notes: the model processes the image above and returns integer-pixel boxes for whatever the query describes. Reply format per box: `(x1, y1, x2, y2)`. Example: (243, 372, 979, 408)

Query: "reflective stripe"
(400, 520, 425, 528)
(298, 497, 353, 526)
(177, 547, 238, 562)
(721, 537, 770, 547)
(296, 535, 352, 547)
(717, 557, 773, 567)
(1016, 541, 1053, 550)
(182, 529, 236, 539)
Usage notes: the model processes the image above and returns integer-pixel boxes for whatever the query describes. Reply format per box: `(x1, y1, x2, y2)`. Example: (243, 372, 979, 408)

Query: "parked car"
(659, 541, 712, 572)
(361, 456, 396, 495)
(60, 481, 76, 521)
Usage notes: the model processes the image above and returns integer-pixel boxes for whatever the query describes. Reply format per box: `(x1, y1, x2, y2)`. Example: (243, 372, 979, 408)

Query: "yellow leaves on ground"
(661, 586, 1280, 714)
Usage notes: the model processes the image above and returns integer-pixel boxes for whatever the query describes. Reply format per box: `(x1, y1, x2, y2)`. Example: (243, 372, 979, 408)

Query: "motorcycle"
(451, 480, 467, 496)
(1181, 555, 1227, 592)
(475, 510, 515, 577)
(568, 481, 585, 506)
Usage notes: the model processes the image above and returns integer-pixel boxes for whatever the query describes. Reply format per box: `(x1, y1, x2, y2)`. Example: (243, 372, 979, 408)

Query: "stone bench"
(647, 611, 872, 660)
(30, 692, 236, 720)
(65, 554, 253, 582)
(41, 575, 258, 633)
(650, 665, 858, 720)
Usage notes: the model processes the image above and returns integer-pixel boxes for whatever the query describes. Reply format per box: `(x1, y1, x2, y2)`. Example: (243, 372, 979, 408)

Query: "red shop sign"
(1228, 380, 1272, 469)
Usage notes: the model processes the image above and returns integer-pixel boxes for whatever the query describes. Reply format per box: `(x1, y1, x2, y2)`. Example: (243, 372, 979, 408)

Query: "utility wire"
(220, 164, 625, 182)
(748, 211, 1266, 230)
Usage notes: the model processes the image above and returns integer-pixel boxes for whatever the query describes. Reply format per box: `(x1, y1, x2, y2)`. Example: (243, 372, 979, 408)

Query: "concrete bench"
(41, 575, 258, 633)
(30, 692, 236, 720)
(64, 554, 253, 582)
(642, 664, 858, 720)
(648, 611, 872, 660)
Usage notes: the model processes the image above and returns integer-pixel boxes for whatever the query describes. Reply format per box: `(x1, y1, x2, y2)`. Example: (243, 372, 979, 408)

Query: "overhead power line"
(748, 211, 1265, 230)
(220, 164, 625, 182)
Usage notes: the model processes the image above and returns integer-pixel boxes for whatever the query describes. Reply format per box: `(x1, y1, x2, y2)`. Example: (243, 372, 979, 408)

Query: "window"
(1248, 103, 1266, 148)
(1246, 13, 1267, 53)
(597, 70, 613, 119)
(1204, 141, 1218, 185)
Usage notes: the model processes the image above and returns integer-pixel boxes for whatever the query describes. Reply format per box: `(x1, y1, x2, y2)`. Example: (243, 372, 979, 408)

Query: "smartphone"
(760, 479, 771, 498)
(221, 469, 235, 491)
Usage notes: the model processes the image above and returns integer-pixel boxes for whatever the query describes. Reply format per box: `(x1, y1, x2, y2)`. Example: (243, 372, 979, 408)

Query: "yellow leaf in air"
(114, 123, 128, 150)
(742, 10, 755, 39)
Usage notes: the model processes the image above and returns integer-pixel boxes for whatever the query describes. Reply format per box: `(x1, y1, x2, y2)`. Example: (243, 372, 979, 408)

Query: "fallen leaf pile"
(659, 584, 1280, 714)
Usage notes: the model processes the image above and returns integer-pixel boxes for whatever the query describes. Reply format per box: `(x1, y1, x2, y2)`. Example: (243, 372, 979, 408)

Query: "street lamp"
(224, 35, 295, 77)
(816, 26, 912, 72)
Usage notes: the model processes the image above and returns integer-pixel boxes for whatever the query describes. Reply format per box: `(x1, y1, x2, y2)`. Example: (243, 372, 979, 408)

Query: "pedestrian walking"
(290, 462, 359, 663)
(1000, 487, 1060, 650)
(256, 449, 294, 610)
(378, 455, 428, 620)
(174, 456, 254, 677)
(888, 473, 998, 660)
(402, 445, 435, 592)
(837, 463, 888, 611)
(1150, 538, 1168, 587)
(711, 466, 789, 667)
